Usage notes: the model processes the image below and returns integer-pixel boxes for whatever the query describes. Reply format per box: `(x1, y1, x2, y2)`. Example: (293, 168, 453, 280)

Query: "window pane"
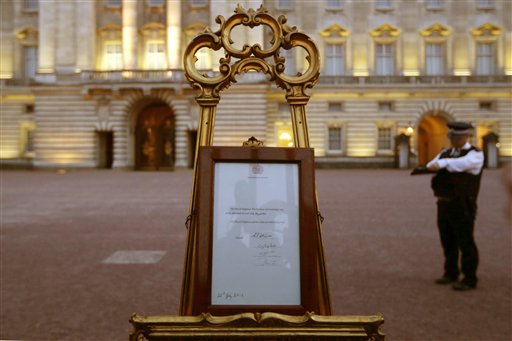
(378, 127, 392, 150)
(147, 42, 166, 69)
(105, 42, 122, 70)
(376, 43, 394, 75)
(425, 43, 444, 75)
(328, 127, 342, 151)
(325, 43, 345, 76)
(476, 43, 494, 75)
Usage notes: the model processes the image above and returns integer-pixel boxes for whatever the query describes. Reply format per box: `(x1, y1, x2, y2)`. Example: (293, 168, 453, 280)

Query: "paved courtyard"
(1, 168, 510, 340)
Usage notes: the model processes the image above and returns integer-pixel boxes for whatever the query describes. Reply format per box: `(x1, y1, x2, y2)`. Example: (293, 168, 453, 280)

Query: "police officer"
(427, 121, 484, 291)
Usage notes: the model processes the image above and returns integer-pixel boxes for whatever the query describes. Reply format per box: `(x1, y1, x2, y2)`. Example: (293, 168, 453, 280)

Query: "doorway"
(135, 104, 175, 170)
(97, 131, 113, 169)
(417, 113, 450, 166)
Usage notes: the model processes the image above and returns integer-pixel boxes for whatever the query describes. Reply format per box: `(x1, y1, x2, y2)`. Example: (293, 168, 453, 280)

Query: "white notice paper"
(211, 162, 300, 306)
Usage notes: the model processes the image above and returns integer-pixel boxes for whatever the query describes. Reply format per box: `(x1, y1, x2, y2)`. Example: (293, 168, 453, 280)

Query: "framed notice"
(193, 146, 320, 315)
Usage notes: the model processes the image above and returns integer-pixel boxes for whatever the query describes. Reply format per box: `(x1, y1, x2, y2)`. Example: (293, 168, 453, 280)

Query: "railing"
(318, 74, 512, 85)
(3, 71, 510, 86)
(81, 69, 185, 83)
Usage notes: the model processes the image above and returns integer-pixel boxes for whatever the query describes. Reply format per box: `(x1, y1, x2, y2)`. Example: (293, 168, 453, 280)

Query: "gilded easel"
(130, 6, 384, 340)
(180, 4, 330, 316)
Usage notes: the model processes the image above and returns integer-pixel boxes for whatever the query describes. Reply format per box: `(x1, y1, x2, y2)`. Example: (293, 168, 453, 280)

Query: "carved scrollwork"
(183, 5, 320, 99)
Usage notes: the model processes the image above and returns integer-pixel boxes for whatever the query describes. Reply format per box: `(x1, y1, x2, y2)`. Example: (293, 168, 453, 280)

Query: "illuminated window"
(24, 0, 38, 11)
(378, 127, 392, 150)
(375, 43, 394, 75)
(325, 43, 345, 76)
(275, 122, 294, 147)
(23, 46, 38, 79)
(104, 42, 122, 70)
(326, 0, 343, 10)
(328, 127, 343, 152)
(425, 43, 445, 75)
(146, 42, 166, 69)
(476, 43, 495, 75)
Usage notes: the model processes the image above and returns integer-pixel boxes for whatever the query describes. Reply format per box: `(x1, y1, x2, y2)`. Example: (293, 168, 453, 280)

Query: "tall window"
(425, 43, 445, 75)
(146, 42, 166, 69)
(377, 127, 392, 150)
(104, 42, 122, 70)
(328, 127, 343, 152)
(375, 43, 394, 75)
(476, 43, 495, 75)
(325, 43, 345, 76)
(23, 46, 38, 79)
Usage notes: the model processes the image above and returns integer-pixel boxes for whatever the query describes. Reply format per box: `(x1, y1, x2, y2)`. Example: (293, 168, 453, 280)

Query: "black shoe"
(452, 281, 476, 291)
(435, 276, 458, 285)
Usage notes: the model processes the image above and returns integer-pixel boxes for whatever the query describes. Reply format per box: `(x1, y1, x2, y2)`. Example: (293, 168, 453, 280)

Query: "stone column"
(76, 0, 96, 71)
(38, 0, 56, 74)
(55, 0, 76, 73)
(166, 0, 181, 69)
(122, 0, 138, 69)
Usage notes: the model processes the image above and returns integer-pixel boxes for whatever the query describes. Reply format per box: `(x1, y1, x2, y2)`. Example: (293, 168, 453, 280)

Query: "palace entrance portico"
(417, 112, 451, 166)
(135, 103, 175, 170)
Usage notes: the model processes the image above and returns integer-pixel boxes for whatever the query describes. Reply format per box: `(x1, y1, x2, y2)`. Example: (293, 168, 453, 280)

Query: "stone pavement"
(1, 168, 510, 341)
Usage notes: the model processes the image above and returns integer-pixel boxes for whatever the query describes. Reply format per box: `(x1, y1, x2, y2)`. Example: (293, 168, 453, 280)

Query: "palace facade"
(1, 0, 511, 169)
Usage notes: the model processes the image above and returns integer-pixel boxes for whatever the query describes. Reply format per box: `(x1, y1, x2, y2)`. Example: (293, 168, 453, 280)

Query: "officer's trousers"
(437, 198, 479, 285)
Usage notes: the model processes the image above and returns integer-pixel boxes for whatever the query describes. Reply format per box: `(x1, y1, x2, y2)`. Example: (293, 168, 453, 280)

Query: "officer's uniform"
(427, 122, 484, 289)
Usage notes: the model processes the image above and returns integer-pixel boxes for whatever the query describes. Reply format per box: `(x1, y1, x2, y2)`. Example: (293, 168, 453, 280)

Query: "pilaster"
(122, 0, 138, 69)
(76, 0, 96, 71)
(38, 0, 55, 74)
(167, 0, 181, 69)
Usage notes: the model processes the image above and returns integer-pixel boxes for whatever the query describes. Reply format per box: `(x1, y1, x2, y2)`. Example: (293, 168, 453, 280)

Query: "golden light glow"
(454, 69, 471, 76)
(403, 69, 419, 76)
(353, 70, 369, 76)
(275, 122, 294, 148)
(0, 72, 13, 79)
(505, 69, 512, 76)
(279, 132, 292, 141)
(406, 126, 414, 135)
